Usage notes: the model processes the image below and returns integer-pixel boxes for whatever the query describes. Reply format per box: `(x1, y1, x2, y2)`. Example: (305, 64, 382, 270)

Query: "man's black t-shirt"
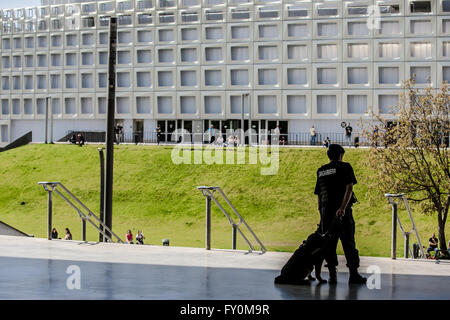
(115, 125, 123, 134)
(314, 161, 357, 211)
(429, 237, 438, 249)
(345, 126, 353, 136)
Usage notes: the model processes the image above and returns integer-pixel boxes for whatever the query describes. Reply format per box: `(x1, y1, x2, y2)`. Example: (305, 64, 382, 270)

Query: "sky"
(0, 0, 42, 9)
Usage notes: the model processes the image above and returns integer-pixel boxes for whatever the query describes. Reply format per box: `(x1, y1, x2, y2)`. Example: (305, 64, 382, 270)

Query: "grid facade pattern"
(0, 0, 449, 128)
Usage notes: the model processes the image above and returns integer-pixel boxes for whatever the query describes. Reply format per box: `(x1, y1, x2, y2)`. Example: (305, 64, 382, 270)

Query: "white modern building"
(0, 0, 449, 143)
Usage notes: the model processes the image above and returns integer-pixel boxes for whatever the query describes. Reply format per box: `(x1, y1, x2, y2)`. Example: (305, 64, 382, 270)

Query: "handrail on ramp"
(38, 181, 123, 244)
(385, 193, 425, 260)
(197, 186, 266, 254)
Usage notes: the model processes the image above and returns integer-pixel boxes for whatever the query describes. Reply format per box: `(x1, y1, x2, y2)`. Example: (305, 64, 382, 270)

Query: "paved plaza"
(0, 235, 448, 300)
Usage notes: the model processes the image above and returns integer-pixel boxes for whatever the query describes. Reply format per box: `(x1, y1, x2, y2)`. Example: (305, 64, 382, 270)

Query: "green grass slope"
(0, 144, 447, 257)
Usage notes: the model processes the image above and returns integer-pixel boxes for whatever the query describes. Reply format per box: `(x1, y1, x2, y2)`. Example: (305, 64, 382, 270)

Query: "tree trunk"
(437, 213, 447, 251)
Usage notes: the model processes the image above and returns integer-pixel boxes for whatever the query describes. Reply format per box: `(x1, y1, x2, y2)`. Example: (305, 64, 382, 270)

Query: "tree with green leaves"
(361, 80, 450, 251)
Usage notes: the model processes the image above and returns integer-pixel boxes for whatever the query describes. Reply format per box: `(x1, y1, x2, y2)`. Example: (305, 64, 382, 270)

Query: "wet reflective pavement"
(0, 236, 449, 300)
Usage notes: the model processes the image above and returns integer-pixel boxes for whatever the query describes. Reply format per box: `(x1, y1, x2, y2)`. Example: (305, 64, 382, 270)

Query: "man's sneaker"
(348, 272, 367, 284)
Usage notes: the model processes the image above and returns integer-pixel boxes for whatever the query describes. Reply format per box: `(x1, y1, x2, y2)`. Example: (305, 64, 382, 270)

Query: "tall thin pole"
(49, 97, 54, 144)
(206, 195, 211, 250)
(391, 202, 397, 259)
(241, 94, 244, 146)
(98, 148, 105, 242)
(248, 94, 251, 145)
(45, 97, 49, 144)
(47, 189, 52, 240)
(104, 17, 118, 240)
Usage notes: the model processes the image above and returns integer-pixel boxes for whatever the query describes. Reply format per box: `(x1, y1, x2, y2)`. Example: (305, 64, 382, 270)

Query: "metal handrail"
(385, 193, 425, 259)
(197, 186, 267, 254)
(38, 181, 123, 243)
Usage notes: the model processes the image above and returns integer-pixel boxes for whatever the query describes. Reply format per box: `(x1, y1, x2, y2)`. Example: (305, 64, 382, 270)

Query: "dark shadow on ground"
(0, 256, 447, 300)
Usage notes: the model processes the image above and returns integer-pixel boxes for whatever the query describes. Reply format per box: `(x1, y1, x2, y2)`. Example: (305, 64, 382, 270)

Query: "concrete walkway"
(0, 235, 448, 300)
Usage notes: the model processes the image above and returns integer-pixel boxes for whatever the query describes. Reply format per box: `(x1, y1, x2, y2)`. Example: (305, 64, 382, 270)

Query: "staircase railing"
(197, 186, 266, 254)
(385, 193, 425, 259)
(38, 182, 123, 243)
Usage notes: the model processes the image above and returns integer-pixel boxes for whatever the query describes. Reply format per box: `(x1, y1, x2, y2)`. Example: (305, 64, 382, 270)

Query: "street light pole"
(104, 16, 118, 240)
(49, 96, 54, 144)
(241, 94, 244, 146)
(241, 93, 249, 146)
(248, 94, 252, 145)
(45, 97, 49, 144)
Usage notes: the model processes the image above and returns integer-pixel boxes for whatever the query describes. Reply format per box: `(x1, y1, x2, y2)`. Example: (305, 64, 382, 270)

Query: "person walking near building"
(310, 125, 317, 145)
(344, 123, 353, 146)
(114, 123, 123, 145)
(273, 125, 281, 144)
(208, 124, 216, 144)
(156, 125, 162, 145)
(314, 144, 367, 284)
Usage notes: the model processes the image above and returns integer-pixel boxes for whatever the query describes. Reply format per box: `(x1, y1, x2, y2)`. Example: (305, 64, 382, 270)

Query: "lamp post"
(49, 96, 54, 144)
(45, 97, 49, 144)
(104, 16, 118, 240)
(241, 93, 249, 146)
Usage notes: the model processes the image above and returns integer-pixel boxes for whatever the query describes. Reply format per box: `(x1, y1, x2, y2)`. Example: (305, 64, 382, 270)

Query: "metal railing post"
(206, 195, 211, 250)
(39, 182, 124, 244)
(82, 218, 86, 242)
(404, 232, 410, 258)
(47, 189, 52, 240)
(232, 224, 237, 250)
(197, 186, 266, 253)
(391, 202, 397, 259)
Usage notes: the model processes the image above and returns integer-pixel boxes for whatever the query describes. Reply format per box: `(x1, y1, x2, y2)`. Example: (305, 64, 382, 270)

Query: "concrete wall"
(10, 119, 106, 143)
(0, 221, 29, 237)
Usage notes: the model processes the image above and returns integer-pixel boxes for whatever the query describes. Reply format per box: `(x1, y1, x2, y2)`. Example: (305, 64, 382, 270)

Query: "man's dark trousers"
(321, 206, 360, 269)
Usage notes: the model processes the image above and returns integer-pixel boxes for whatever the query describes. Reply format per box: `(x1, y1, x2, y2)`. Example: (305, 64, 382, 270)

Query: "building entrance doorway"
(133, 120, 143, 143)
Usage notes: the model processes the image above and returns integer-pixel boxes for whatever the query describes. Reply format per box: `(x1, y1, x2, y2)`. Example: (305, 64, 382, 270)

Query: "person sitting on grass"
(51, 228, 58, 239)
(64, 228, 72, 240)
(125, 230, 133, 244)
(427, 233, 439, 258)
(234, 136, 240, 147)
(77, 133, 85, 147)
(227, 135, 234, 147)
(69, 134, 77, 144)
(136, 230, 145, 245)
